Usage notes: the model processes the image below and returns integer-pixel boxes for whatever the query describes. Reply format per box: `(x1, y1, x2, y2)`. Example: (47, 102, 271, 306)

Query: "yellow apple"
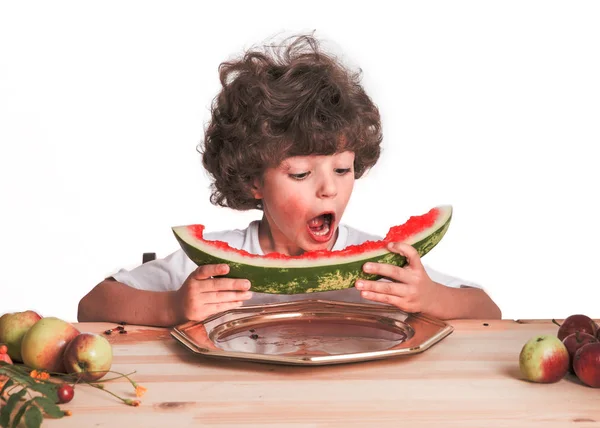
(20, 317, 79, 373)
(63, 332, 113, 381)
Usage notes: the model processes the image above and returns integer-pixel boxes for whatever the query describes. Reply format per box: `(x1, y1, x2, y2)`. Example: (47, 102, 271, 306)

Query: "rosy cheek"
(280, 195, 304, 219)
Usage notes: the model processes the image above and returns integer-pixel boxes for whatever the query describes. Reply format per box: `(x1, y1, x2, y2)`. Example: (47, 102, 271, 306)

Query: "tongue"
(308, 215, 326, 228)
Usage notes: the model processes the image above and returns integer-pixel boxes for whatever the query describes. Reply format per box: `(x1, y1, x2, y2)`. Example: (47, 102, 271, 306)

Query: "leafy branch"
(0, 361, 145, 428)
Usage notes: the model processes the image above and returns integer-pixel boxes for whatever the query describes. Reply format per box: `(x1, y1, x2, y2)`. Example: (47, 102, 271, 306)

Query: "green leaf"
(0, 366, 35, 388)
(0, 388, 26, 428)
(26, 382, 58, 403)
(24, 405, 43, 428)
(11, 399, 30, 428)
(31, 396, 64, 419)
(0, 366, 58, 402)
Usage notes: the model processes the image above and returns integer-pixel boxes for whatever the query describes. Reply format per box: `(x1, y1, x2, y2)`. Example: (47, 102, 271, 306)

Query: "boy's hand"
(175, 264, 252, 322)
(355, 242, 442, 314)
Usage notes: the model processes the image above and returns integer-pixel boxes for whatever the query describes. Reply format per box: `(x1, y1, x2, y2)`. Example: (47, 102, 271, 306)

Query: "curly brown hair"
(199, 34, 383, 211)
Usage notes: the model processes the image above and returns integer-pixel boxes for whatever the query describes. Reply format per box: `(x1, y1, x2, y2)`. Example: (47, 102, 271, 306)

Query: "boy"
(78, 35, 501, 326)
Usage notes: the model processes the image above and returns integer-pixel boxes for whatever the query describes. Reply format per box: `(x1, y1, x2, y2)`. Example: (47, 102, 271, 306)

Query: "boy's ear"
(250, 178, 263, 199)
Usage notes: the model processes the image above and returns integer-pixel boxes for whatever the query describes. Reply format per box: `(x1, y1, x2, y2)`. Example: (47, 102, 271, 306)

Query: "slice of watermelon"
(171, 205, 452, 294)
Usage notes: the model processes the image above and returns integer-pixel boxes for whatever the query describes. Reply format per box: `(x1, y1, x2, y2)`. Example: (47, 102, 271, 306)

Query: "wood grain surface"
(29, 319, 600, 427)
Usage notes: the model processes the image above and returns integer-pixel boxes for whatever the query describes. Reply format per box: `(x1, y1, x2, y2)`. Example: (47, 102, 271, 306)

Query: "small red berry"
(0, 344, 8, 354)
(57, 384, 74, 404)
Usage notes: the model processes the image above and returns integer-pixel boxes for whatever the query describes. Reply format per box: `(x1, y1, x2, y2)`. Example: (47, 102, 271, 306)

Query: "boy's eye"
(335, 168, 352, 175)
(289, 172, 310, 180)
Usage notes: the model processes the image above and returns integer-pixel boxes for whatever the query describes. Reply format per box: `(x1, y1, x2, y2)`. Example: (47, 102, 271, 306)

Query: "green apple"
(0, 310, 42, 362)
(63, 332, 113, 381)
(21, 317, 80, 373)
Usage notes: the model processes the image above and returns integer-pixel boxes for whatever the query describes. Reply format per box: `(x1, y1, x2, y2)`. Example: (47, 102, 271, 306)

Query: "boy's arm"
(430, 284, 502, 320)
(357, 242, 502, 320)
(77, 278, 181, 327)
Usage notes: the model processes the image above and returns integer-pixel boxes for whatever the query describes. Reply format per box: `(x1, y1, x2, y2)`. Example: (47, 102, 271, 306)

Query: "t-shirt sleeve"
(109, 226, 249, 292)
(111, 249, 196, 292)
(424, 265, 483, 289)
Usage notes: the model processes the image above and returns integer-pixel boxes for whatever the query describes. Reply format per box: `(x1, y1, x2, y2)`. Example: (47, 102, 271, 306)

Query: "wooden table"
(39, 320, 599, 427)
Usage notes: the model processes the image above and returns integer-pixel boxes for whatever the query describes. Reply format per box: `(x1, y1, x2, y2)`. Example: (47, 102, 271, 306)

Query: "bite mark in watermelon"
(172, 205, 452, 294)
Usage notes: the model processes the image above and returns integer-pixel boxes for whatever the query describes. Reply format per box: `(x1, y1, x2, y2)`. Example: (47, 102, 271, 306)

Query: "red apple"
(519, 334, 569, 383)
(562, 332, 598, 373)
(573, 342, 600, 388)
(63, 332, 113, 381)
(20, 317, 80, 373)
(0, 310, 42, 362)
(554, 314, 598, 341)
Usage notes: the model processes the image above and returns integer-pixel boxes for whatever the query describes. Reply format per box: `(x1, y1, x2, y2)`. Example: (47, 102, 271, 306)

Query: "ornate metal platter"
(170, 300, 453, 366)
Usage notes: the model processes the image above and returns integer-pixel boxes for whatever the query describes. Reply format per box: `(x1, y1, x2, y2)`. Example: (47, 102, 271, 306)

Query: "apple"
(0, 310, 42, 362)
(554, 314, 598, 341)
(562, 332, 598, 373)
(519, 334, 569, 383)
(573, 342, 600, 388)
(20, 317, 80, 373)
(63, 332, 113, 381)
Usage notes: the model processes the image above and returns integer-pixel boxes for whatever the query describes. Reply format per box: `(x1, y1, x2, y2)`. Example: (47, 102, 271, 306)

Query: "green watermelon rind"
(172, 206, 452, 294)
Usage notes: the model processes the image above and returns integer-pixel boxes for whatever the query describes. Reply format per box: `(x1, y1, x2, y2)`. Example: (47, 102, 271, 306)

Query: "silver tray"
(170, 300, 453, 366)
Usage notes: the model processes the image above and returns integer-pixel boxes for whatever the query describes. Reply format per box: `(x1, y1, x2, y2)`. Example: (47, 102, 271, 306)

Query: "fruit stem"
(1, 362, 144, 408)
(86, 370, 138, 386)
(5, 384, 23, 396)
(88, 382, 131, 404)
(35, 369, 137, 385)
(551, 319, 562, 327)
(68, 370, 138, 385)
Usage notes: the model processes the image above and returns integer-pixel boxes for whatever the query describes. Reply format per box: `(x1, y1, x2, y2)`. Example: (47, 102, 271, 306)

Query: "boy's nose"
(317, 175, 337, 198)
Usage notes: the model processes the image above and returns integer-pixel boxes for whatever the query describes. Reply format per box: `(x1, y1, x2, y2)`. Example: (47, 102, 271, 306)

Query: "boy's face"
(253, 151, 356, 256)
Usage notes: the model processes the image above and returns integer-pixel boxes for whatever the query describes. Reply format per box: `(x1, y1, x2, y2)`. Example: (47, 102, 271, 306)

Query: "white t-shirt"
(111, 221, 480, 305)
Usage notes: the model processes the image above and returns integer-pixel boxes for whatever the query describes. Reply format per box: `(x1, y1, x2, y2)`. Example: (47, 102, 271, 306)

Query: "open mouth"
(307, 212, 335, 243)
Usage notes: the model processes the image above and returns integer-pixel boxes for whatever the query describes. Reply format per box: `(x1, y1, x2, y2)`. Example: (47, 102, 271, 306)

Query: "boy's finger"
(201, 290, 253, 304)
(355, 279, 409, 297)
(387, 242, 423, 270)
(200, 278, 251, 292)
(358, 289, 408, 308)
(362, 261, 409, 283)
(192, 264, 230, 280)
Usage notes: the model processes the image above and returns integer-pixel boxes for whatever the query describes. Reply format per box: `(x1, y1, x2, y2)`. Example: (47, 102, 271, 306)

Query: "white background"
(1, 1, 599, 323)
